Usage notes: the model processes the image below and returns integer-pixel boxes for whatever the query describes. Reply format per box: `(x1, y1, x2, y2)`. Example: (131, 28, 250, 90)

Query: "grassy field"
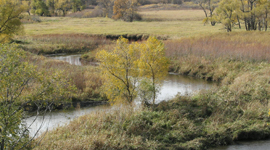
(17, 9, 229, 55)
(138, 9, 205, 21)
(22, 10, 226, 39)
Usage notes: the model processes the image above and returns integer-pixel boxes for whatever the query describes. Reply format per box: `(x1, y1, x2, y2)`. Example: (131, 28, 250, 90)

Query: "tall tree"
(137, 37, 169, 106)
(31, 0, 49, 16)
(55, 0, 71, 16)
(199, 0, 219, 26)
(0, 44, 74, 150)
(21, 0, 31, 15)
(254, 0, 270, 31)
(71, 0, 84, 12)
(216, 0, 240, 32)
(0, 0, 25, 42)
(46, 0, 56, 16)
(96, 37, 140, 104)
(96, 37, 169, 106)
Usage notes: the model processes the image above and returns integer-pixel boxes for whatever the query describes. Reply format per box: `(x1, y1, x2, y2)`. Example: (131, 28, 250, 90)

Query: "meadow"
(21, 9, 224, 38)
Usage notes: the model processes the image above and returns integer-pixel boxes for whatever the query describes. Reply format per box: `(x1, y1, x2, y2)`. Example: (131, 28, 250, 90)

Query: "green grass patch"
(22, 15, 226, 39)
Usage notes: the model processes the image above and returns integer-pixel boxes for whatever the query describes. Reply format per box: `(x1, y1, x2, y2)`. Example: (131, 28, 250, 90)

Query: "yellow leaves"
(0, 0, 24, 41)
(138, 37, 169, 79)
(97, 36, 169, 104)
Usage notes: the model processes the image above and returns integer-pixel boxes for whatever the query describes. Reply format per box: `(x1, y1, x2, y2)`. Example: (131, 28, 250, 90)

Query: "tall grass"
(165, 32, 270, 82)
(165, 32, 270, 62)
(26, 53, 104, 102)
(34, 88, 270, 149)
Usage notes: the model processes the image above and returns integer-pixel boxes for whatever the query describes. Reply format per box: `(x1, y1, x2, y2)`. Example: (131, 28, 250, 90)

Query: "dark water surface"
(211, 140, 270, 150)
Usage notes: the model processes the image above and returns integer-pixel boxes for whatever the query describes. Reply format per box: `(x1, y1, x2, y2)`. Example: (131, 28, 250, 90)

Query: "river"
(25, 73, 213, 137)
(26, 54, 270, 149)
(26, 54, 213, 136)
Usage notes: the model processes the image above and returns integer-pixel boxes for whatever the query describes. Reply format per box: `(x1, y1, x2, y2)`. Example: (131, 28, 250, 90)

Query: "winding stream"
(26, 54, 269, 149)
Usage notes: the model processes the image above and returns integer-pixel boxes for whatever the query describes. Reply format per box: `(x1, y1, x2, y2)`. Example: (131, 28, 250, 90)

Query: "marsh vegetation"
(1, 0, 270, 149)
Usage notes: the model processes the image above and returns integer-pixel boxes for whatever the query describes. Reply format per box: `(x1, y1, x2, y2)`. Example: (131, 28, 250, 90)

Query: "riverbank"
(33, 32, 270, 150)
(34, 94, 270, 150)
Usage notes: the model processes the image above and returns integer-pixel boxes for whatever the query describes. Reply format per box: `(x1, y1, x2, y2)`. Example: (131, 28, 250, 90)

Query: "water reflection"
(156, 73, 212, 103)
(48, 54, 82, 66)
(25, 105, 107, 137)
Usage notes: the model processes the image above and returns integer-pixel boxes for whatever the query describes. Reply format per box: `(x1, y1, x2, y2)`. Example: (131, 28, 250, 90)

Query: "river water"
(211, 140, 270, 150)
(26, 54, 270, 149)
(48, 54, 82, 66)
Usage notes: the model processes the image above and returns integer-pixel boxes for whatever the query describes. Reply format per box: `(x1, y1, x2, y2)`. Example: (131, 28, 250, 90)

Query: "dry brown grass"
(164, 31, 270, 82)
(27, 54, 104, 101)
(34, 105, 157, 150)
(165, 31, 270, 62)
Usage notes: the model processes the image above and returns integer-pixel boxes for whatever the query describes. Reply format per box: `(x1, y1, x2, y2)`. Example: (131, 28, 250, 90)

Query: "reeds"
(26, 53, 104, 101)
(165, 32, 270, 82)
(165, 32, 270, 62)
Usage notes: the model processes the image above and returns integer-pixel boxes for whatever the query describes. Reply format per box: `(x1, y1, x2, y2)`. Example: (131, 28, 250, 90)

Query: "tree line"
(16, 0, 142, 22)
(200, 0, 270, 32)
(20, 0, 88, 16)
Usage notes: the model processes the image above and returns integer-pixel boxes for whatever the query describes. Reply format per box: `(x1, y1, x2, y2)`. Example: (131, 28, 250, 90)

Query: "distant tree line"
(18, 0, 183, 21)
(20, 0, 88, 16)
(199, 0, 270, 32)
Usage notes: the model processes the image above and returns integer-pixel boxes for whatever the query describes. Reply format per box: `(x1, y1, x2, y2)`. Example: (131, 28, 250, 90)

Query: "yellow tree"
(199, 0, 219, 26)
(0, 0, 25, 42)
(216, 0, 240, 32)
(97, 37, 169, 106)
(96, 37, 140, 104)
(55, 0, 71, 16)
(0, 44, 74, 149)
(21, 0, 31, 15)
(137, 37, 169, 106)
(255, 0, 270, 31)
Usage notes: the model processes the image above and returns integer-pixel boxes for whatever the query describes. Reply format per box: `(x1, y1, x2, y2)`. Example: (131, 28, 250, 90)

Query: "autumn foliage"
(113, 0, 139, 22)
(96, 37, 169, 105)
